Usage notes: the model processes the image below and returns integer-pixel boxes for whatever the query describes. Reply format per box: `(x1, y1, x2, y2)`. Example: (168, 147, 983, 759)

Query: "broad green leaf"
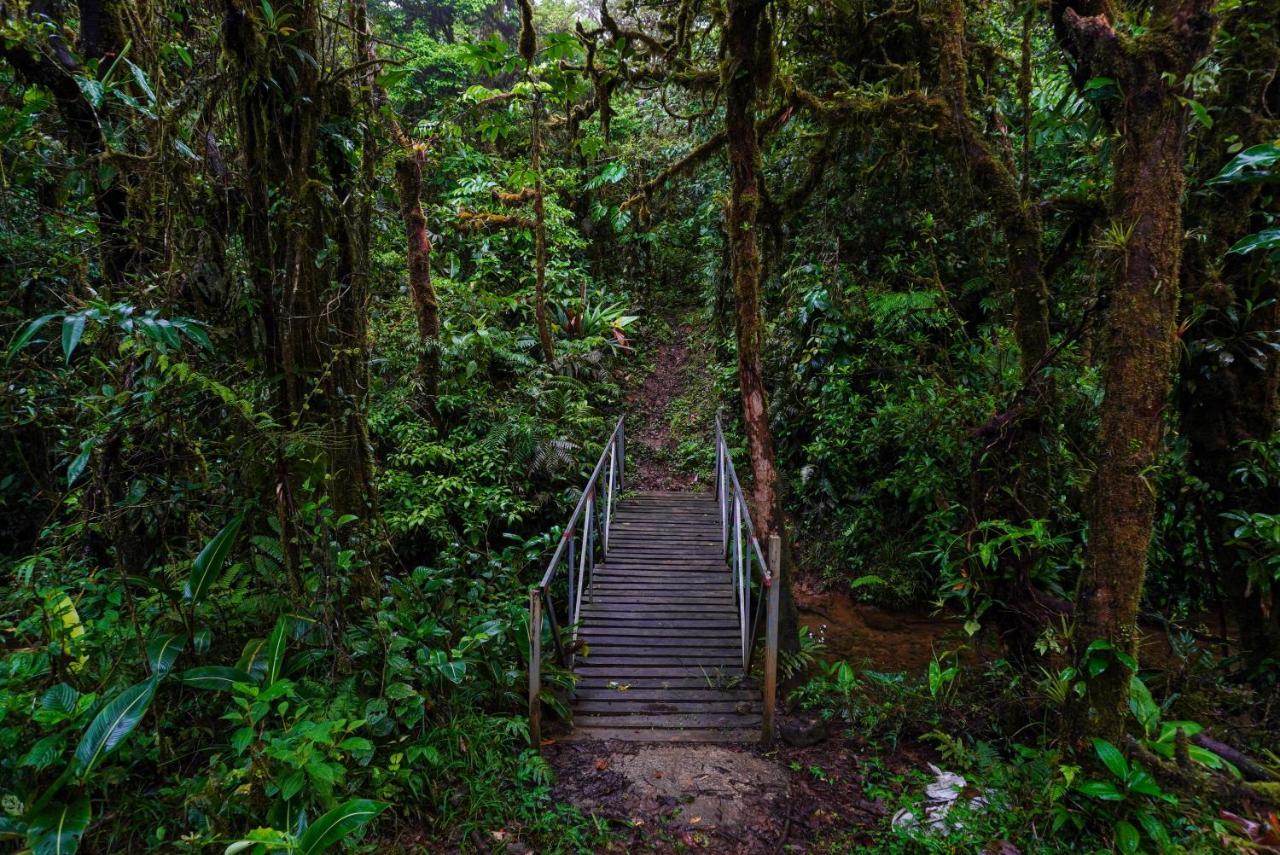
(262, 614, 289, 687)
(1127, 675, 1159, 736)
(124, 59, 155, 104)
(193, 628, 212, 654)
(146, 634, 186, 678)
(1126, 766, 1164, 798)
(296, 799, 387, 855)
(41, 683, 79, 715)
(61, 315, 86, 363)
(1092, 738, 1128, 780)
(27, 798, 91, 855)
(67, 438, 94, 488)
(180, 666, 252, 691)
(7, 313, 57, 360)
(1228, 227, 1280, 256)
(237, 638, 268, 682)
(74, 679, 156, 777)
(1135, 809, 1171, 849)
(185, 515, 243, 604)
(1114, 820, 1140, 855)
(1076, 779, 1124, 801)
(1209, 142, 1280, 185)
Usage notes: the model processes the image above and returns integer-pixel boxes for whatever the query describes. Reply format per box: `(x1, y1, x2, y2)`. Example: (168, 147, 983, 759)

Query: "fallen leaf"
(596, 758, 610, 771)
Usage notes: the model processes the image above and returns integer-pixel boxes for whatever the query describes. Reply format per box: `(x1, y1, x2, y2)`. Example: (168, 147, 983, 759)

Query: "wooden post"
(529, 587, 542, 749)
(762, 534, 781, 748)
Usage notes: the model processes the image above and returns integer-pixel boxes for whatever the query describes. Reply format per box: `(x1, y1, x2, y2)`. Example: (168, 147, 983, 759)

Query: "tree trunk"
(1052, 0, 1216, 741)
(224, 0, 375, 594)
(938, 0, 1060, 659)
(721, 0, 800, 654)
(395, 147, 443, 407)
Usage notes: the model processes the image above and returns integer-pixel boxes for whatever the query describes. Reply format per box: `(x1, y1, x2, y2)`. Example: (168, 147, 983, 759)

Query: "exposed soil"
(545, 736, 913, 853)
(794, 582, 966, 673)
(626, 319, 704, 492)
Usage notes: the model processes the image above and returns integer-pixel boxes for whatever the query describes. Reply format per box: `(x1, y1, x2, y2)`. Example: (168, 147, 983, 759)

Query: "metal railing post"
(529, 587, 542, 749)
(604, 444, 615, 556)
(762, 535, 781, 748)
(566, 533, 576, 625)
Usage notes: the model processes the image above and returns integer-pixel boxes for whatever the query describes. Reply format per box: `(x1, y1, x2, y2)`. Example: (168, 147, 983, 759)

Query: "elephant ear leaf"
(74, 679, 156, 778)
(185, 515, 244, 605)
(296, 799, 387, 855)
(27, 797, 91, 855)
(146, 634, 186, 678)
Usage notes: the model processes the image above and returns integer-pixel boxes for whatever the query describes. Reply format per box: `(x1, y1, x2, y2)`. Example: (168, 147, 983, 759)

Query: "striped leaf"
(261, 615, 289, 687)
(74, 679, 156, 777)
(146, 634, 186, 678)
(27, 798, 91, 855)
(296, 799, 387, 854)
(185, 515, 243, 605)
(180, 666, 252, 691)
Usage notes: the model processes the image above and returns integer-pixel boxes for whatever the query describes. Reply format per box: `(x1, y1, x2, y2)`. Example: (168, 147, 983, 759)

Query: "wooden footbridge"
(528, 416, 780, 745)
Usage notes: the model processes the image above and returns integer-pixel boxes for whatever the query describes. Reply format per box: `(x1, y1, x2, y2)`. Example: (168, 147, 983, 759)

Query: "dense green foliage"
(1, 0, 1277, 851)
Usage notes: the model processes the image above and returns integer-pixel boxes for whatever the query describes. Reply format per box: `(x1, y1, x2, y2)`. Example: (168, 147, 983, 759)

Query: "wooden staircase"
(570, 491, 761, 741)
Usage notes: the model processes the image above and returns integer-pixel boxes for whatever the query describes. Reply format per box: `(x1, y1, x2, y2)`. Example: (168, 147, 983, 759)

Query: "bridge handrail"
(528, 415, 624, 746)
(714, 415, 771, 668)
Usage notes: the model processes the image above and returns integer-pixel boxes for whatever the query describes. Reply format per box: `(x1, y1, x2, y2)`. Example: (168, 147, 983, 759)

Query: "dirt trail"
(625, 318, 704, 491)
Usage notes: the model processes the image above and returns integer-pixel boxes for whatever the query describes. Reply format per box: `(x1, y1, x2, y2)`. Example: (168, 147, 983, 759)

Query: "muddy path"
(624, 316, 709, 492)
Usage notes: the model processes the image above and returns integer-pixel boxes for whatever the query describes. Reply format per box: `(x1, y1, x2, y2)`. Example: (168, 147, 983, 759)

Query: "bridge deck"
(570, 490, 761, 742)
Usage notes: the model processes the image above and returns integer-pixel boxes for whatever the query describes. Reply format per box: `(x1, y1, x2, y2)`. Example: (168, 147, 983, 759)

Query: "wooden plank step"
(582, 644, 741, 657)
(559, 727, 756, 743)
(582, 623, 739, 634)
(577, 677, 755, 689)
(582, 624, 740, 634)
(581, 660, 742, 670)
(575, 687, 756, 701)
(574, 700, 757, 714)
(575, 665, 746, 677)
(574, 713, 762, 729)
(586, 592, 732, 602)
(590, 584, 731, 594)
(580, 604, 736, 614)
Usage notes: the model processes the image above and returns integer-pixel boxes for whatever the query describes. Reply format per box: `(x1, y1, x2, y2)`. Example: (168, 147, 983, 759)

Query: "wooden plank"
(559, 727, 757, 743)
(582, 630, 740, 643)
(576, 676, 756, 689)
(575, 713, 762, 729)
(580, 603, 734, 614)
(574, 700, 756, 714)
(583, 645, 741, 658)
(591, 584, 730, 593)
(578, 614, 739, 626)
(579, 656, 740, 668)
(574, 665, 746, 677)
(575, 687, 756, 701)
(586, 593, 733, 603)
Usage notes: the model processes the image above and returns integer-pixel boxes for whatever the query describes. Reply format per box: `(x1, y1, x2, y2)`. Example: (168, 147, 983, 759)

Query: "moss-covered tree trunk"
(937, 0, 1062, 659)
(395, 147, 443, 407)
(224, 0, 375, 596)
(1053, 0, 1216, 741)
(722, 0, 800, 654)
